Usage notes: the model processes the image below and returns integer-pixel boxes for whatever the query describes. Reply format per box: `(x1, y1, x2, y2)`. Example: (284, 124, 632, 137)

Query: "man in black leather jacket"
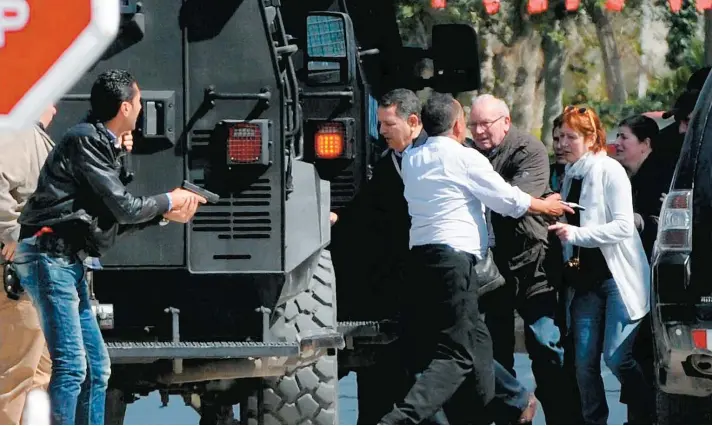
(11, 69, 205, 425)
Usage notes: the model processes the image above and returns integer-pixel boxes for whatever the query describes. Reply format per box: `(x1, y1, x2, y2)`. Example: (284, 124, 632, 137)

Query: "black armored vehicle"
(651, 71, 712, 423)
(50, 0, 480, 424)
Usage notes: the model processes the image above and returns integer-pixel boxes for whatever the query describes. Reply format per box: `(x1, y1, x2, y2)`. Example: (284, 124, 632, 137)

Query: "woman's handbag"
(562, 246, 597, 291)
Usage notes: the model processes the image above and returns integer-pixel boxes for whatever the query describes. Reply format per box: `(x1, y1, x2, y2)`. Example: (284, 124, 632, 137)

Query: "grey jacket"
(0, 125, 54, 244)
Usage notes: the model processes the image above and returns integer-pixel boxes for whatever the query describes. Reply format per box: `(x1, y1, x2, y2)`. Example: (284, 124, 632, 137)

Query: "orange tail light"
(315, 122, 345, 159)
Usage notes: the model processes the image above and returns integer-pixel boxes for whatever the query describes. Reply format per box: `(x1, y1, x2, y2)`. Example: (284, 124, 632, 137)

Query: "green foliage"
(665, 0, 700, 69)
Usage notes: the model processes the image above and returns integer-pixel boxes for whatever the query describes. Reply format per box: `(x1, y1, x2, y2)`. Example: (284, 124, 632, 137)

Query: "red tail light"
(315, 122, 345, 159)
(221, 120, 270, 166)
(228, 123, 261, 164)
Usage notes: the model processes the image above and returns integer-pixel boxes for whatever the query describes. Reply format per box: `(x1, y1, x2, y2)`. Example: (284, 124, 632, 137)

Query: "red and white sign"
(0, 0, 119, 131)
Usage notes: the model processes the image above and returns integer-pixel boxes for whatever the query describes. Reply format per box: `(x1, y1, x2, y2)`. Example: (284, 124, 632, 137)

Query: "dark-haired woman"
(613, 114, 673, 424)
(613, 114, 672, 258)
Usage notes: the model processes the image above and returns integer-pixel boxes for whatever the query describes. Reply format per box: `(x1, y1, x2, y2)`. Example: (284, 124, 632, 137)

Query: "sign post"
(0, 0, 119, 131)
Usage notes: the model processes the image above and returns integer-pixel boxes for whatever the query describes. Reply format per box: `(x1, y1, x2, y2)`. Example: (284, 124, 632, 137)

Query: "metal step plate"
(106, 341, 299, 360)
(338, 320, 398, 338)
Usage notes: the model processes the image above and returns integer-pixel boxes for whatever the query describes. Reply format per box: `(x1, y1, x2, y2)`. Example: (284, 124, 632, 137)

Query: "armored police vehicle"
(50, 0, 480, 423)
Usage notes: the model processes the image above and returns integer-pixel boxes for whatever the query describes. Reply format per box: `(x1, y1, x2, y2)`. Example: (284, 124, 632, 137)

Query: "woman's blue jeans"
(571, 278, 651, 425)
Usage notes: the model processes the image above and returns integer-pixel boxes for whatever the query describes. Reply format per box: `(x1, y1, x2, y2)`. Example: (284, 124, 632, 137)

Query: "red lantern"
(483, 0, 500, 14)
(527, 0, 548, 14)
(565, 0, 581, 11)
(605, 0, 625, 11)
(668, 0, 682, 11)
(697, 0, 712, 12)
(431, 0, 447, 8)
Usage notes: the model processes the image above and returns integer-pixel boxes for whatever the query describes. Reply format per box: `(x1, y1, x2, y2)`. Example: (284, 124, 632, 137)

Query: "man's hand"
(330, 212, 338, 225)
(1, 241, 17, 262)
(531, 193, 575, 217)
(168, 188, 207, 209)
(164, 196, 200, 223)
(548, 222, 575, 242)
(119, 131, 133, 153)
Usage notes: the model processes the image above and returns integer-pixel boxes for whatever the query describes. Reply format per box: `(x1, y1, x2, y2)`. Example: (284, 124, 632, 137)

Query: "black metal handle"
(205, 86, 272, 103)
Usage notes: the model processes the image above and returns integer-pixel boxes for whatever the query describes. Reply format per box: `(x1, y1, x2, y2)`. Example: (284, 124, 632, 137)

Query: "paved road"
(122, 354, 627, 425)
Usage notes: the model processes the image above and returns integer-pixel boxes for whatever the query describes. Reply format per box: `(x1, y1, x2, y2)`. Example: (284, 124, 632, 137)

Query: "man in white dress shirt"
(378, 93, 571, 424)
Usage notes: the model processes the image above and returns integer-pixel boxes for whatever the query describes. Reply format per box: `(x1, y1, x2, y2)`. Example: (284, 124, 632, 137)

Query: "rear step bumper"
(107, 330, 345, 361)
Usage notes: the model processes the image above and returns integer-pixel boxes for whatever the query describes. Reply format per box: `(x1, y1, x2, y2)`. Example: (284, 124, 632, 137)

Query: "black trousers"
(380, 244, 495, 425)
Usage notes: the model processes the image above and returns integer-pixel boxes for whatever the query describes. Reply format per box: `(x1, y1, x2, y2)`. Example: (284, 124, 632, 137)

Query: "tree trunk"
(591, 5, 628, 104)
(541, 26, 568, 150)
(638, 0, 652, 98)
(509, 28, 542, 133)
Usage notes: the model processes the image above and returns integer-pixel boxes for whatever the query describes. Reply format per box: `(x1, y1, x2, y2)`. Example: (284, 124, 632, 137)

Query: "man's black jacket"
(475, 127, 552, 297)
(19, 120, 170, 257)
(331, 131, 427, 319)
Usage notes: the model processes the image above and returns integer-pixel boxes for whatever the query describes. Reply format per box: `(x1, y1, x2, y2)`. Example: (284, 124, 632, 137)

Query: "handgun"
(181, 180, 221, 204)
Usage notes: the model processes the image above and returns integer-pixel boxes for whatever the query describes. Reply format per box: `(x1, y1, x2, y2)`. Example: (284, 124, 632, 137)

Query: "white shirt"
(402, 136, 532, 259)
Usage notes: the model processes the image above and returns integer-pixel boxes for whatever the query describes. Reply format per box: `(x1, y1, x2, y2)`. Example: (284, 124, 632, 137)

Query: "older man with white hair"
(469, 94, 580, 424)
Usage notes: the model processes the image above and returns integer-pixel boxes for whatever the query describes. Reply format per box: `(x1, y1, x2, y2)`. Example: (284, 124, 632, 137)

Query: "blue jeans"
(13, 237, 111, 425)
(483, 287, 577, 424)
(571, 278, 649, 425)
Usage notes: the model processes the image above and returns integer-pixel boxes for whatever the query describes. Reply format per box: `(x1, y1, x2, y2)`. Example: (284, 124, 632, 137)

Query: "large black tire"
(656, 389, 712, 424)
(104, 388, 129, 425)
(246, 250, 339, 425)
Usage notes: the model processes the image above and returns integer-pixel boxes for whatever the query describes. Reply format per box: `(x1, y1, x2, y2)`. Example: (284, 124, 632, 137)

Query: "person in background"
(549, 105, 651, 425)
(612, 114, 664, 424)
(656, 67, 710, 168)
(0, 105, 57, 425)
(11, 69, 206, 425)
(379, 92, 571, 425)
(550, 114, 566, 193)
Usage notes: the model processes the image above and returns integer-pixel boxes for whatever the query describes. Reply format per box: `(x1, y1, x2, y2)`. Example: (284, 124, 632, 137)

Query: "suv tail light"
(220, 120, 271, 166)
(315, 122, 345, 159)
(656, 190, 693, 252)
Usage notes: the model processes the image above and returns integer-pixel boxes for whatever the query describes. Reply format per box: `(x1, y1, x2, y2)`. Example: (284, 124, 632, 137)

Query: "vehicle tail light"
(228, 123, 261, 164)
(315, 122, 345, 159)
(656, 190, 693, 252)
(692, 329, 712, 350)
(221, 120, 270, 166)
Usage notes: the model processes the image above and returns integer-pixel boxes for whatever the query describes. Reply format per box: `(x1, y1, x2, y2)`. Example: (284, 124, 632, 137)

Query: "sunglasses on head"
(564, 105, 597, 134)
(564, 105, 588, 114)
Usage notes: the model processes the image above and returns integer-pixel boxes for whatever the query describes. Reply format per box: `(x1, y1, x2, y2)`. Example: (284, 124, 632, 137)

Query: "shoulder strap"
(391, 151, 402, 179)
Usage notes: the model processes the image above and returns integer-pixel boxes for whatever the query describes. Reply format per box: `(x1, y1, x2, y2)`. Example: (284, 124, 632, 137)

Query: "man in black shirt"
(12, 69, 206, 425)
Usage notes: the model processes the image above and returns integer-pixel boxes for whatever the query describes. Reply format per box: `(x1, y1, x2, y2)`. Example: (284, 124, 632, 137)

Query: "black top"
(565, 178, 613, 281)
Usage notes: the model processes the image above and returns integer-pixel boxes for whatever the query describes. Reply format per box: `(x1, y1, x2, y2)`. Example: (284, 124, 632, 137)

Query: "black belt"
(411, 243, 478, 264)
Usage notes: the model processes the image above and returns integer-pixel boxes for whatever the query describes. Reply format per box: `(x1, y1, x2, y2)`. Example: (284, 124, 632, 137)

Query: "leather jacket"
(19, 120, 170, 257)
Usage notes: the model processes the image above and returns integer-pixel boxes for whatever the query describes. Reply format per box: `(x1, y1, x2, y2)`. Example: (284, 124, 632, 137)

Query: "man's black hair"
(89, 69, 138, 122)
(379, 88, 421, 120)
(421, 92, 458, 136)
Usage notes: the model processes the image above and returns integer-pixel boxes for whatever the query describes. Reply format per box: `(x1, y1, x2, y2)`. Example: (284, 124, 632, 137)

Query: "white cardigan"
(561, 152, 651, 321)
